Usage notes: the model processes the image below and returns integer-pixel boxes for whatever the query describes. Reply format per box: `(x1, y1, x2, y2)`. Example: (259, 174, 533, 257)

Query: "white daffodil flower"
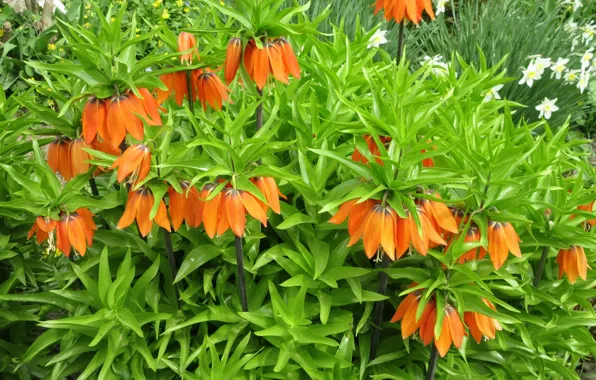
(483, 85, 504, 103)
(565, 21, 578, 33)
(422, 55, 449, 76)
(564, 69, 580, 83)
(550, 58, 569, 79)
(436, 0, 448, 15)
(582, 23, 595, 44)
(534, 57, 552, 75)
(519, 63, 542, 87)
(580, 48, 594, 70)
(535, 98, 559, 120)
(368, 30, 388, 49)
(577, 70, 591, 94)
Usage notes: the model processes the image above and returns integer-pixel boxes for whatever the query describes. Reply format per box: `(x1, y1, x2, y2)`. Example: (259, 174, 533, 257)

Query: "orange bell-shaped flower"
(374, 0, 435, 25)
(117, 187, 171, 237)
(82, 97, 107, 144)
(178, 31, 199, 65)
(225, 37, 242, 84)
(251, 176, 287, 214)
(168, 181, 203, 231)
(464, 299, 502, 344)
(215, 188, 268, 237)
(195, 69, 230, 111)
(110, 144, 151, 184)
(47, 138, 73, 181)
(557, 246, 588, 284)
(486, 221, 521, 270)
(70, 138, 93, 177)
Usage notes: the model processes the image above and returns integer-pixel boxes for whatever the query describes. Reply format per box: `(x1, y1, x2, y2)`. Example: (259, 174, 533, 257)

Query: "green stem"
(534, 246, 550, 287)
(369, 254, 391, 360)
(235, 236, 248, 312)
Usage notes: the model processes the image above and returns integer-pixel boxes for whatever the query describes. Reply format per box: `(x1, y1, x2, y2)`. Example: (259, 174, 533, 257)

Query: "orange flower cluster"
(117, 177, 285, 239)
(27, 208, 96, 257)
(329, 197, 453, 260)
(557, 246, 588, 284)
(225, 37, 301, 90)
(391, 286, 501, 357)
(82, 89, 162, 149)
(157, 33, 230, 111)
(374, 0, 435, 24)
(47, 138, 94, 180)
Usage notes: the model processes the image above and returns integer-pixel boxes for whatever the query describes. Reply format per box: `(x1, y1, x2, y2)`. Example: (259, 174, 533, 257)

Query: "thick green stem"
(396, 21, 405, 64)
(235, 236, 248, 312)
(369, 254, 391, 360)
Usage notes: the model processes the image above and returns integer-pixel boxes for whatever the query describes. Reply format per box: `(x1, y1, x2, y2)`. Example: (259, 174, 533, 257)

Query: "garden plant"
(0, 0, 596, 379)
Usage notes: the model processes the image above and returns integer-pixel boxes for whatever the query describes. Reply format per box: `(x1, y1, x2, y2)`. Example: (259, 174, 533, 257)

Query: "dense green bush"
(0, 1, 596, 379)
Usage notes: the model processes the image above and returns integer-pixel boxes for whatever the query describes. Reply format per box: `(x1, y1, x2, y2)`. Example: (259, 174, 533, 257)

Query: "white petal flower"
(564, 69, 580, 83)
(571, 38, 580, 52)
(483, 84, 504, 103)
(565, 21, 578, 33)
(422, 55, 449, 77)
(519, 63, 542, 87)
(550, 58, 569, 79)
(582, 23, 595, 44)
(581, 48, 594, 70)
(577, 70, 591, 94)
(534, 57, 552, 75)
(436, 0, 448, 15)
(573, 0, 582, 11)
(368, 30, 389, 49)
(37, 0, 66, 13)
(535, 98, 559, 120)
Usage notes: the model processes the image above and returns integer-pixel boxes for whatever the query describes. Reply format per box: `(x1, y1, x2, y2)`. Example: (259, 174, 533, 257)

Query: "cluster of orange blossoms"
(28, 208, 96, 256)
(225, 37, 301, 89)
(115, 178, 285, 238)
(374, 0, 435, 24)
(157, 32, 230, 111)
(391, 286, 502, 357)
(331, 135, 522, 269)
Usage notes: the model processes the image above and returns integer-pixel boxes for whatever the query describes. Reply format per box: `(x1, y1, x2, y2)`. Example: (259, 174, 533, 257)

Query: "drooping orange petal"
(168, 187, 185, 231)
(278, 38, 301, 79)
(70, 138, 92, 177)
(435, 314, 452, 357)
(153, 198, 171, 232)
(56, 219, 71, 257)
(67, 215, 88, 256)
(420, 303, 436, 346)
(446, 306, 464, 349)
(225, 37, 242, 84)
(241, 191, 268, 227)
(254, 46, 270, 90)
(118, 191, 141, 230)
(395, 215, 411, 258)
(227, 190, 246, 237)
(362, 207, 383, 259)
(409, 212, 428, 256)
(202, 187, 221, 239)
(464, 312, 483, 344)
(137, 88, 162, 126)
(107, 95, 136, 147)
(267, 43, 288, 84)
(330, 199, 357, 224)
(503, 223, 521, 258)
(391, 291, 419, 323)
(136, 190, 153, 237)
(82, 97, 107, 144)
(380, 208, 396, 260)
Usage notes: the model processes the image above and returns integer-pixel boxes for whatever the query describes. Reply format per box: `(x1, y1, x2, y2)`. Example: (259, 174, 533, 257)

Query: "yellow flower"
(47, 100, 55, 106)
(184, 7, 189, 12)
(48, 44, 56, 51)
(136, 28, 140, 33)
(161, 9, 170, 19)
(110, 16, 116, 22)
(176, 0, 184, 6)
(220, 0, 224, 4)
(153, 0, 163, 7)
(84, 22, 91, 28)
(84, 14, 88, 19)
(85, 3, 92, 9)
(59, 48, 64, 53)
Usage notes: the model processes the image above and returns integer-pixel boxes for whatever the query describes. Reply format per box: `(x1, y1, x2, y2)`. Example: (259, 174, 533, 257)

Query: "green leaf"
(277, 213, 316, 230)
(174, 245, 223, 283)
